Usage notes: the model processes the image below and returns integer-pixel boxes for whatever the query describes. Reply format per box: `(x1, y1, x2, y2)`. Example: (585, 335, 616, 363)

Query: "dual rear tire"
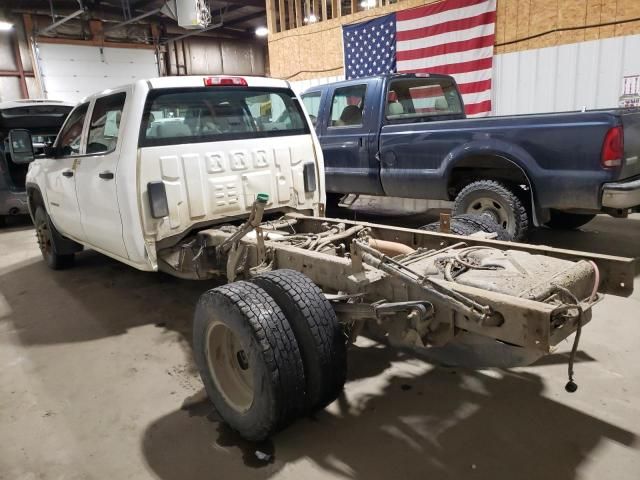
(193, 270, 346, 441)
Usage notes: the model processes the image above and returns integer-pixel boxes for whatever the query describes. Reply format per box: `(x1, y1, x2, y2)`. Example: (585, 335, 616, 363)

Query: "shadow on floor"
(142, 345, 638, 480)
(0, 214, 33, 232)
(0, 249, 222, 347)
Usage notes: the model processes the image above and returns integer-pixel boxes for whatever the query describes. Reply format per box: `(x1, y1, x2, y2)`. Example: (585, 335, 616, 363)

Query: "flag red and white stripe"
(396, 0, 496, 117)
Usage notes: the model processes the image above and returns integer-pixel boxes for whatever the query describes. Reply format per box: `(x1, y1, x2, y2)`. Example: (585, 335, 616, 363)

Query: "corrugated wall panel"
(289, 75, 345, 94)
(493, 34, 640, 115)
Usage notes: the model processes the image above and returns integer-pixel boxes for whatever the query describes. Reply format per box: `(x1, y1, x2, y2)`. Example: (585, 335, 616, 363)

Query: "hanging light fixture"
(303, 0, 317, 24)
(0, 9, 14, 31)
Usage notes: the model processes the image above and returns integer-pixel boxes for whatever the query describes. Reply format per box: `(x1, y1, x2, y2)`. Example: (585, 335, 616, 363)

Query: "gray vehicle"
(0, 100, 73, 227)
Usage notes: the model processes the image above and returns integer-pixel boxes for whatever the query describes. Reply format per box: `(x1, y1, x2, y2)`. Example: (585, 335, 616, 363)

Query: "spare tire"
(453, 180, 529, 241)
(420, 214, 513, 241)
(252, 270, 347, 413)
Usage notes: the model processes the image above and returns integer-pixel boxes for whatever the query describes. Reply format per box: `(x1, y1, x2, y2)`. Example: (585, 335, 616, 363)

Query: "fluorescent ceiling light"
(0, 21, 14, 31)
(255, 26, 268, 37)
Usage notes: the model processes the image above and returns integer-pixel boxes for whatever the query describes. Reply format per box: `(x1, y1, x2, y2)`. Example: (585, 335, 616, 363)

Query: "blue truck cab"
(302, 73, 640, 240)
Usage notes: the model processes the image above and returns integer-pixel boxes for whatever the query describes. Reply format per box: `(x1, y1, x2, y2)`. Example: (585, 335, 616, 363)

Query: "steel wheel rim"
(35, 217, 52, 258)
(205, 321, 254, 413)
(465, 197, 511, 232)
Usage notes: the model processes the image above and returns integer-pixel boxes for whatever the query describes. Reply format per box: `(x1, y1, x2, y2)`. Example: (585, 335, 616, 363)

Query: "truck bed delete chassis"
(159, 211, 634, 363)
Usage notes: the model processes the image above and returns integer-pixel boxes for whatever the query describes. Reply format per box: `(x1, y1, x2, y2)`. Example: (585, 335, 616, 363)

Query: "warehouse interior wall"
(0, 15, 42, 102)
(162, 37, 265, 77)
(494, 33, 640, 114)
(36, 43, 158, 103)
(1, 12, 266, 103)
(269, 0, 640, 81)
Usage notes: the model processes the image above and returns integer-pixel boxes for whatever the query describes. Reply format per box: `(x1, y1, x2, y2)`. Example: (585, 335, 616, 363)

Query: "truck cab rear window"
(386, 78, 463, 120)
(139, 87, 309, 147)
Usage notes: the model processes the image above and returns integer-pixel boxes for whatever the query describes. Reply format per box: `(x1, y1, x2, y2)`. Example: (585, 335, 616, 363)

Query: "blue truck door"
(318, 81, 384, 195)
(379, 76, 466, 199)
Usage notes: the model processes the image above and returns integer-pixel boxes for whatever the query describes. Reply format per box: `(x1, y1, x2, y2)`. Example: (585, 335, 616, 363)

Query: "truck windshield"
(386, 77, 463, 120)
(139, 87, 310, 147)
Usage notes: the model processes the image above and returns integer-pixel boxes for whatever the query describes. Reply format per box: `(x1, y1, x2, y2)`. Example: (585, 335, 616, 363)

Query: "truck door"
(319, 82, 383, 195)
(74, 91, 129, 259)
(42, 102, 88, 241)
(379, 76, 466, 198)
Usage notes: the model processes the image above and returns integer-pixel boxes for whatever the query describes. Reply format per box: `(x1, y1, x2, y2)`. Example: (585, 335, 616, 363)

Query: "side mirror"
(7, 129, 35, 164)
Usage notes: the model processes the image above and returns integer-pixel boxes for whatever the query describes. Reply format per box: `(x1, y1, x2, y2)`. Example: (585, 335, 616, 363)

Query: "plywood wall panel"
(584, 0, 603, 41)
(269, 0, 640, 81)
(515, 0, 531, 51)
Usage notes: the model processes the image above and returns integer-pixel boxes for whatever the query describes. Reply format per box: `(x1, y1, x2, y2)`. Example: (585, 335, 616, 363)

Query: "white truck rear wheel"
(252, 270, 347, 413)
(193, 281, 306, 441)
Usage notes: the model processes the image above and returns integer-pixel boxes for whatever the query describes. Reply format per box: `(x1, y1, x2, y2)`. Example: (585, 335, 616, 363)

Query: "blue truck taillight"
(601, 126, 623, 168)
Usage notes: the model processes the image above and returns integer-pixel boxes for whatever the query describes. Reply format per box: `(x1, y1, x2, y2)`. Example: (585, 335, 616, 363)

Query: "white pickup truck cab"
(15, 75, 635, 443)
(24, 75, 323, 270)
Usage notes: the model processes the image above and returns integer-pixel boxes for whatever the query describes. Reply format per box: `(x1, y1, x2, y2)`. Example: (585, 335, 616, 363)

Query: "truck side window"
(301, 92, 321, 126)
(329, 85, 366, 127)
(386, 78, 463, 120)
(57, 103, 89, 157)
(86, 92, 127, 155)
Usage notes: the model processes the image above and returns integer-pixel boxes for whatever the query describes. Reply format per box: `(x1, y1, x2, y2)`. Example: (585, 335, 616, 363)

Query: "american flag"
(343, 0, 496, 117)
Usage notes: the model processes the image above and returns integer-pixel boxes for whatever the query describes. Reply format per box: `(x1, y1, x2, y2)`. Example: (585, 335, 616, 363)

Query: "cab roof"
(301, 73, 456, 94)
(146, 75, 292, 90)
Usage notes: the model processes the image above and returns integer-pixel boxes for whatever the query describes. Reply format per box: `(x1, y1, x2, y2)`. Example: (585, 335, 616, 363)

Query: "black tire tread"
(421, 218, 478, 236)
(453, 179, 529, 241)
(194, 281, 305, 440)
(451, 214, 513, 241)
(252, 270, 347, 413)
(34, 206, 75, 270)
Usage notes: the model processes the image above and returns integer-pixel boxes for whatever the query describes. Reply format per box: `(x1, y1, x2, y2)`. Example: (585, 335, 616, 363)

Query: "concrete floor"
(0, 213, 639, 480)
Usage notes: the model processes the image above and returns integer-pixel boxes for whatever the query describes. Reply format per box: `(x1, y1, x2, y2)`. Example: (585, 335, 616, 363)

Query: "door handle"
(62, 170, 74, 178)
(99, 171, 114, 180)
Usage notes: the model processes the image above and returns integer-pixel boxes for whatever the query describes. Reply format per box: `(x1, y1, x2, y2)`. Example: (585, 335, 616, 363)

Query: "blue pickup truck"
(301, 73, 640, 240)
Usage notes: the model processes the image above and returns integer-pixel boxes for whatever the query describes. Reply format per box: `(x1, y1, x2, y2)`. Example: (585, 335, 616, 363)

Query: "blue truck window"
(301, 92, 321, 126)
(329, 85, 367, 127)
(386, 78, 463, 119)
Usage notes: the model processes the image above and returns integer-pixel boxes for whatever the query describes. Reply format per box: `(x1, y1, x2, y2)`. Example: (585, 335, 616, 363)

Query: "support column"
(279, 0, 286, 31)
(266, 0, 278, 34)
(11, 29, 28, 98)
(295, 0, 303, 27)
